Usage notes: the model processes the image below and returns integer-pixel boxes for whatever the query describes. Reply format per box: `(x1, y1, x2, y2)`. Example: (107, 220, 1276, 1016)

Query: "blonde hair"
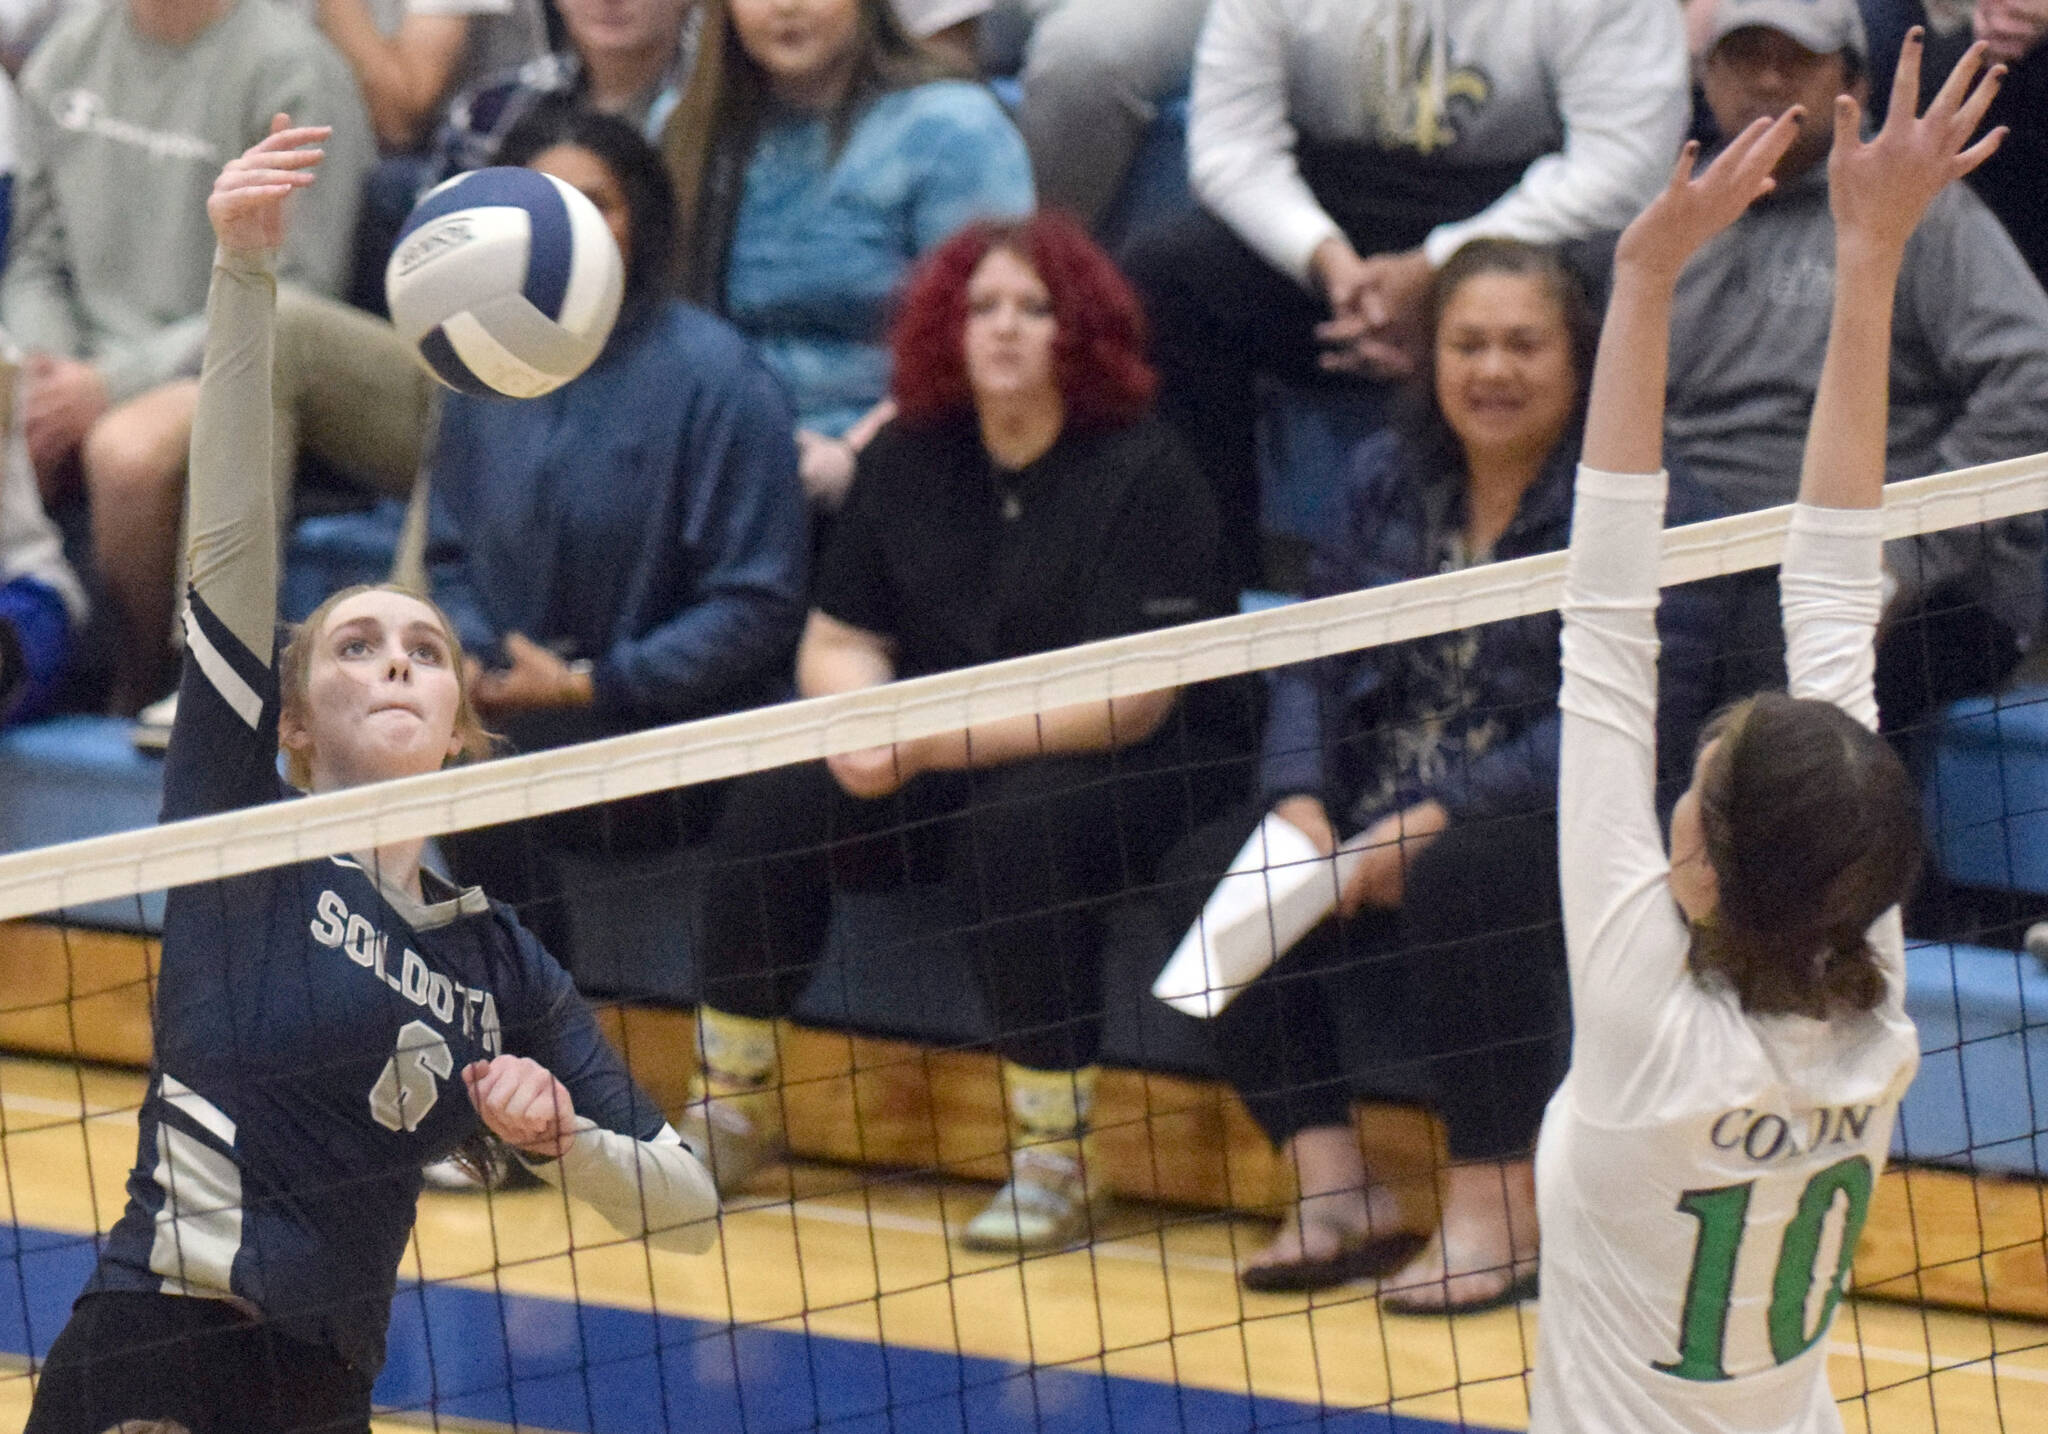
(278, 583, 494, 791)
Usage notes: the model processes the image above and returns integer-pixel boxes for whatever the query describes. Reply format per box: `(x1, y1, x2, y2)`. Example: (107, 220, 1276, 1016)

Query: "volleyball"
(385, 167, 624, 399)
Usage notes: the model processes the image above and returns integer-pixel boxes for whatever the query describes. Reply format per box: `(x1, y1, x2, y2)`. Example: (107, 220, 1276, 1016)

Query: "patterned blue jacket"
(1260, 429, 1730, 828)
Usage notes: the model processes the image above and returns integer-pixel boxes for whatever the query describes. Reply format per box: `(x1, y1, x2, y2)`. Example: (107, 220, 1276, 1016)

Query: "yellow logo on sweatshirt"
(1365, 22, 1493, 154)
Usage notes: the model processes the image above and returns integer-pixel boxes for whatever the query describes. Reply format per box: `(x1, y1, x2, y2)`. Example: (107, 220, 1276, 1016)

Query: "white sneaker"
(959, 1148, 1108, 1253)
(420, 1142, 543, 1192)
(131, 692, 178, 753)
(677, 1097, 781, 1198)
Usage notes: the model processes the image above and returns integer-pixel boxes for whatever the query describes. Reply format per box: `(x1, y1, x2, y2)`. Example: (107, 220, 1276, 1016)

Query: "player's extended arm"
(1784, 33, 2007, 729)
(1557, 114, 1800, 972)
(190, 118, 331, 666)
(535, 1120, 720, 1255)
(464, 1055, 719, 1255)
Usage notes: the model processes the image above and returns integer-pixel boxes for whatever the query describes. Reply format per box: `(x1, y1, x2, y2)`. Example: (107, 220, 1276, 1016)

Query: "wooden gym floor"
(3, 1055, 2048, 1433)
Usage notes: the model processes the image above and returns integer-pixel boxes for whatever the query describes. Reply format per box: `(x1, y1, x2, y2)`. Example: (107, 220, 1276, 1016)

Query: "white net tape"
(3, 451, 2044, 924)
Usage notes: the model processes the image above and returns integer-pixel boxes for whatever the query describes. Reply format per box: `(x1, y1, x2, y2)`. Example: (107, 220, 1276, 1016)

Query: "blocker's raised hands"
(1829, 31, 2006, 257)
(208, 114, 329, 254)
(1615, 109, 1806, 280)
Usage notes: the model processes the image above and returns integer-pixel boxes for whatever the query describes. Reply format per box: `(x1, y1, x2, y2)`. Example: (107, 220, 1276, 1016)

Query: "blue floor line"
(5, 1225, 1511, 1433)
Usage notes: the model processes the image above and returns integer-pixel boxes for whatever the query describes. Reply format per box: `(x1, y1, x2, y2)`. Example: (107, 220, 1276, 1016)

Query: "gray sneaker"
(678, 1097, 780, 1199)
(959, 1149, 1107, 1253)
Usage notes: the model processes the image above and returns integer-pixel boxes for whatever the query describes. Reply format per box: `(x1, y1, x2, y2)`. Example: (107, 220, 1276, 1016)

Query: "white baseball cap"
(1711, 0, 1869, 61)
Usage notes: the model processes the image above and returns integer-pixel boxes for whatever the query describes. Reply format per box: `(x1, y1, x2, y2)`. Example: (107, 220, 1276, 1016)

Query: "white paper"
(1151, 813, 1367, 1019)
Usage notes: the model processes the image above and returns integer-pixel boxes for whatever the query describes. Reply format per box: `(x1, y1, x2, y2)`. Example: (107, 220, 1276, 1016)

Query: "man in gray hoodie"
(1673, 0, 2048, 726)
(2, 0, 371, 709)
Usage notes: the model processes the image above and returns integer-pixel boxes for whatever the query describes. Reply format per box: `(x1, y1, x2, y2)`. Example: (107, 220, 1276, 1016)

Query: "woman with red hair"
(684, 212, 1242, 1252)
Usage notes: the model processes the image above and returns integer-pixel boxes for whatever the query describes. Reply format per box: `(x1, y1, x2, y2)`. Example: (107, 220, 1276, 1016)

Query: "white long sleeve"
(1187, 0, 1338, 287)
(1420, 0, 1686, 266)
(1778, 502, 1906, 991)
(1780, 504, 1885, 732)
(1557, 465, 1676, 1010)
(1188, 0, 1690, 286)
(529, 1120, 721, 1256)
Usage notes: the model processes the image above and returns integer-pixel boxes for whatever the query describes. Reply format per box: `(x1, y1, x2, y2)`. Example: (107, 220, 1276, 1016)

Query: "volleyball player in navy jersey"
(24, 120, 719, 1434)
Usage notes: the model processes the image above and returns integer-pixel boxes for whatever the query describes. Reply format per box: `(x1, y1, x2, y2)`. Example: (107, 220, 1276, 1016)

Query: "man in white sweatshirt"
(1122, 0, 1689, 588)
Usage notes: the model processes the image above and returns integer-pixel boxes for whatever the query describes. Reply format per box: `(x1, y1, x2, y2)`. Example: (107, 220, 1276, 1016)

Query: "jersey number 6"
(369, 1020, 454, 1134)
(1656, 1154, 1875, 1383)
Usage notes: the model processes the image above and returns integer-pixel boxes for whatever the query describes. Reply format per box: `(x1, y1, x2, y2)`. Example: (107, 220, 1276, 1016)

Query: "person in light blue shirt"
(664, 0, 1032, 506)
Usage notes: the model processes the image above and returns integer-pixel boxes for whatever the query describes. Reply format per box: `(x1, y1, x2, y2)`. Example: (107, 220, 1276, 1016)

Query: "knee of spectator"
(80, 382, 201, 498)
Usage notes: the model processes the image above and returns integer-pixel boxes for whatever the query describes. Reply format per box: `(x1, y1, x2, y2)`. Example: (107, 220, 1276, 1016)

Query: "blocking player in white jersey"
(1534, 31, 2007, 1434)
(24, 121, 720, 1434)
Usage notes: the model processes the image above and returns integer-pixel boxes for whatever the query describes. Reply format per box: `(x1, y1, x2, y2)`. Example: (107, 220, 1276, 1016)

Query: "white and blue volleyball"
(385, 167, 624, 399)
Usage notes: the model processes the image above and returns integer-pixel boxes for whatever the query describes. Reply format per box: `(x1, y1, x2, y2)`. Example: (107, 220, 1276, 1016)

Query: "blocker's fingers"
(1669, 138, 1700, 187)
(1752, 106, 1805, 173)
(1926, 39, 1990, 122)
(1954, 124, 2009, 176)
(1887, 27, 1927, 128)
(1833, 93, 1862, 154)
(1950, 62, 2007, 141)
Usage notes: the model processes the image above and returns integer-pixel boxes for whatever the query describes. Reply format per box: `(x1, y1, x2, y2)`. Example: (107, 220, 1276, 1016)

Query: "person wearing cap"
(1665, 0, 2048, 731)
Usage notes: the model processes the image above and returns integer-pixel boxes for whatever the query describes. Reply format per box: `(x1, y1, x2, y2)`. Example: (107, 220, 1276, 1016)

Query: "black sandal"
(1380, 1261, 1540, 1316)
(1238, 1211, 1426, 1294)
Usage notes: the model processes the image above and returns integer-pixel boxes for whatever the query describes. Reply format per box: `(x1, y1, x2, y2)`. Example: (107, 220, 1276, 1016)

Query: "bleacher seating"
(0, 716, 164, 930)
(1899, 941, 2048, 1176)
(1925, 685, 2048, 895)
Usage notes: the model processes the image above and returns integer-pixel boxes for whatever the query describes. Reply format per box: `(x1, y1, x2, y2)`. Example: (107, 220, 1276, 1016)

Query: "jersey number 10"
(1656, 1154, 1875, 1383)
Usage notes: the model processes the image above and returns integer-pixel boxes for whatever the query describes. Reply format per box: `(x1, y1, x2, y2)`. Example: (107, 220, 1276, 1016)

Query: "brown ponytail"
(1685, 693, 1920, 1019)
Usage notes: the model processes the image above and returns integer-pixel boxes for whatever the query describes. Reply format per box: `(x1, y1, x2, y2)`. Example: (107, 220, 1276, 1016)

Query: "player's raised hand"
(207, 114, 329, 254)
(1829, 31, 2006, 259)
(1615, 109, 1806, 280)
(463, 1055, 579, 1159)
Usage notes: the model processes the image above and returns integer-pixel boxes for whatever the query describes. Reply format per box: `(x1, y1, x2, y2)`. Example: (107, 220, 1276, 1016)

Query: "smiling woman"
(1125, 238, 1734, 1309)
(20, 120, 722, 1434)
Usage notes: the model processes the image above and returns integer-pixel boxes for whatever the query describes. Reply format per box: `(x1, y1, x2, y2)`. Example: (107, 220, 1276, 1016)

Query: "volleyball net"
(4, 451, 2048, 1432)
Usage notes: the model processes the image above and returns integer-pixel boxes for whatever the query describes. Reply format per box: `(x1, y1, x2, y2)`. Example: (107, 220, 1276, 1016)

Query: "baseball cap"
(1709, 0, 1869, 61)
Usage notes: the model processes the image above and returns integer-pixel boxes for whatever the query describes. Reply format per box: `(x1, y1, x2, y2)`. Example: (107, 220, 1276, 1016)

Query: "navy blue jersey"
(85, 589, 669, 1376)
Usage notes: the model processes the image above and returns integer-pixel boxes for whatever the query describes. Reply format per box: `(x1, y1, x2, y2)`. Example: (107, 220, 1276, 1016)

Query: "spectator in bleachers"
(1145, 241, 1725, 1308)
(662, 0, 1032, 507)
(2, 355, 83, 726)
(0, 0, 74, 71)
(889, 0, 985, 68)
(1691, 0, 2048, 280)
(347, 0, 688, 313)
(986, 0, 1209, 230)
(422, 103, 809, 955)
(282, 0, 548, 153)
(683, 213, 1239, 1253)
(1671, 0, 2048, 729)
(432, 0, 698, 176)
(1864, 0, 2048, 280)
(1121, 0, 1690, 589)
(1, 0, 371, 711)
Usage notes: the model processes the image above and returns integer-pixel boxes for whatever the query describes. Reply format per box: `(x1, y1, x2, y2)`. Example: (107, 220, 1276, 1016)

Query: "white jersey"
(1534, 471, 1919, 1434)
